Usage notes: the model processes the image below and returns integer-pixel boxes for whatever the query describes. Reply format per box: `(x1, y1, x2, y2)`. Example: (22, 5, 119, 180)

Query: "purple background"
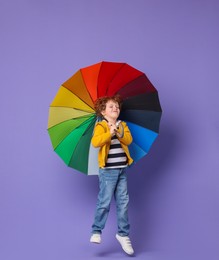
(1, 1, 219, 259)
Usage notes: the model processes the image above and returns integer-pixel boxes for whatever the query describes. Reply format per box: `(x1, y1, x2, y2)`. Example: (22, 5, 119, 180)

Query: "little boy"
(90, 95, 134, 255)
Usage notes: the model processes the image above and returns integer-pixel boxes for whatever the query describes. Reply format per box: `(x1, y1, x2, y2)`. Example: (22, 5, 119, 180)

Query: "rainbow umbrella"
(48, 61, 162, 175)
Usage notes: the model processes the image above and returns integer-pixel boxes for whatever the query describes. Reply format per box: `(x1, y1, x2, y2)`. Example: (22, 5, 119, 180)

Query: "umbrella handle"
(116, 122, 124, 138)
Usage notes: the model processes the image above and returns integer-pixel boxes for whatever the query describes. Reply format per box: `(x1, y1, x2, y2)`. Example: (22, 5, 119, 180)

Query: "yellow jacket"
(91, 120, 133, 168)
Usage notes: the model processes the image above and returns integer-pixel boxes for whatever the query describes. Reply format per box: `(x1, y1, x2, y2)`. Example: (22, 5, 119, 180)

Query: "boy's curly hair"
(94, 95, 123, 117)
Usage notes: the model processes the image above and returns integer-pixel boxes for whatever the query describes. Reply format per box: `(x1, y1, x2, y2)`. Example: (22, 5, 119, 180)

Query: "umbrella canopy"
(48, 61, 162, 175)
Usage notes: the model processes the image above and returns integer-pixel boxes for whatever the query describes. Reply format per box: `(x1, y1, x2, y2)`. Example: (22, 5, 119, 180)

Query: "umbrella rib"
(62, 85, 95, 111)
(72, 116, 96, 147)
(130, 141, 148, 159)
(74, 115, 96, 130)
(96, 61, 104, 97)
(49, 105, 95, 114)
(53, 115, 96, 152)
(79, 70, 98, 103)
(116, 74, 155, 97)
(104, 63, 126, 96)
(47, 114, 94, 130)
(68, 116, 97, 171)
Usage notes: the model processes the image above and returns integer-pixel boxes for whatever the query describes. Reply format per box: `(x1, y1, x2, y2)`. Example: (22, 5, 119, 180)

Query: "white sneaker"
(90, 233, 101, 244)
(116, 234, 134, 255)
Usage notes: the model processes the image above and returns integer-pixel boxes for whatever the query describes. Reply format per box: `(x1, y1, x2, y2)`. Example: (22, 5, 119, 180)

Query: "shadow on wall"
(128, 119, 179, 253)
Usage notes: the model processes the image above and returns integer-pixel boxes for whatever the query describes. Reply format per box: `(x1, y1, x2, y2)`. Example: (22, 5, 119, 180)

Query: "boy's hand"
(108, 123, 117, 136)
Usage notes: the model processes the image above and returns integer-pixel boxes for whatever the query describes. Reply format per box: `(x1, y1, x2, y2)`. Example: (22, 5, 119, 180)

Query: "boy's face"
(101, 100, 120, 120)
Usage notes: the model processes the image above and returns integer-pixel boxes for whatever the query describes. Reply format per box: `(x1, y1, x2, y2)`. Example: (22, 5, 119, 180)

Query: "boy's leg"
(114, 169, 134, 255)
(114, 168, 130, 236)
(91, 168, 118, 234)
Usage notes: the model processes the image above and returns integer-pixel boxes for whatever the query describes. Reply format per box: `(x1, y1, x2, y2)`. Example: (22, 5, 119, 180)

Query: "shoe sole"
(90, 241, 101, 244)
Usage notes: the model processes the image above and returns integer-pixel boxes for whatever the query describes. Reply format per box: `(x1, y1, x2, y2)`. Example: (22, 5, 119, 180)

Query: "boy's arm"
(91, 124, 111, 147)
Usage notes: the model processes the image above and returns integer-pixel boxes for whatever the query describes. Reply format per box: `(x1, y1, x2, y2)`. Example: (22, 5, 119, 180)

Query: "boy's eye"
(107, 103, 119, 109)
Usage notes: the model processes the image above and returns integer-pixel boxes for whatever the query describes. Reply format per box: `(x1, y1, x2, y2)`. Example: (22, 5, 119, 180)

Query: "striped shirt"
(105, 135, 128, 169)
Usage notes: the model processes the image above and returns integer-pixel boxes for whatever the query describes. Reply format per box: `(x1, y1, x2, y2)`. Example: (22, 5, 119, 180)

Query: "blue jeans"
(91, 168, 130, 236)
